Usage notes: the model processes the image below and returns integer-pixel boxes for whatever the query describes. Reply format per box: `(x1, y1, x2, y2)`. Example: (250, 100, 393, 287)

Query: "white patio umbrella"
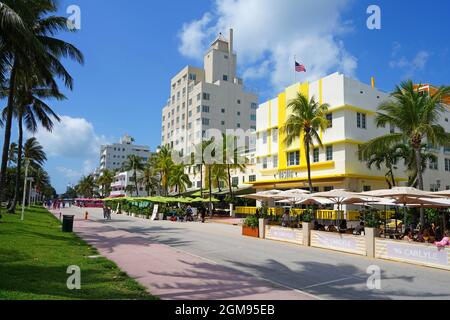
(359, 187, 441, 231)
(239, 189, 284, 201)
(272, 189, 310, 199)
(433, 190, 450, 198)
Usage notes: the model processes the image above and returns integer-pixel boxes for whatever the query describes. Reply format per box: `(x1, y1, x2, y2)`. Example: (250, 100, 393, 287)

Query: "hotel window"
(262, 132, 268, 144)
(221, 121, 225, 126)
(232, 177, 239, 187)
(363, 186, 372, 192)
(237, 111, 241, 116)
(326, 146, 333, 161)
(182, 88, 186, 95)
(251, 103, 258, 110)
(262, 158, 268, 169)
(444, 146, 450, 154)
(250, 114, 256, 121)
(430, 184, 439, 192)
(197, 93, 201, 101)
(324, 186, 334, 192)
(182, 114, 185, 120)
(221, 108, 226, 113)
(251, 125, 256, 131)
(273, 155, 278, 168)
(237, 99, 241, 104)
(177, 92, 180, 100)
(203, 93, 210, 100)
(189, 73, 196, 81)
(313, 148, 319, 163)
(445, 159, 450, 172)
(237, 123, 241, 128)
(357, 112, 367, 129)
(202, 105, 210, 113)
(429, 158, 438, 170)
(223, 75, 228, 81)
(197, 106, 201, 113)
(188, 99, 192, 106)
(326, 113, 333, 128)
(249, 175, 257, 182)
(272, 129, 278, 143)
(202, 118, 210, 126)
(288, 151, 300, 167)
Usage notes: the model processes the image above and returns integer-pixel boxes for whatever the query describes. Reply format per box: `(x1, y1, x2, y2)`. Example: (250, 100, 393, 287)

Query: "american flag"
(295, 61, 306, 73)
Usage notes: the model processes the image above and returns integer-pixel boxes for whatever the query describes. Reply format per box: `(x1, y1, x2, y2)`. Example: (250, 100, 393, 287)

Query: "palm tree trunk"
(208, 166, 212, 215)
(227, 165, 233, 198)
(134, 170, 139, 197)
(0, 62, 17, 203)
(200, 164, 203, 197)
(305, 142, 313, 193)
(414, 146, 425, 226)
(8, 112, 24, 213)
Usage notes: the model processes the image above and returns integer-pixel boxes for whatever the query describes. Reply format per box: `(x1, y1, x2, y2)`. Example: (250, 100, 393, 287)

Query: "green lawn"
(0, 206, 157, 300)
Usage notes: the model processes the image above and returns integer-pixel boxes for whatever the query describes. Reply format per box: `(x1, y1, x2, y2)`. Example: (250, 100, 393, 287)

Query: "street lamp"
(21, 158, 30, 221)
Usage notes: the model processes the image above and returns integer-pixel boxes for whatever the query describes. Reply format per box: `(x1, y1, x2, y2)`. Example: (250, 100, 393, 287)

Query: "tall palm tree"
(211, 164, 228, 192)
(7, 142, 17, 167)
(0, 0, 83, 204)
(123, 155, 145, 197)
(223, 134, 247, 198)
(359, 144, 404, 188)
(139, 157, 160, 196)
(75, 175, 96, 198)
(97, 169, 114, 197)
(282, 93, 330, 193)
(360, 81, 450, 225)
(191, 139, 214, 198)
(169, 164, 192, 195)
(155, 146, 174, 196)
(395, 143, 438, 188)
(23, 137, 46, 169)
(4, 78, 63, 213)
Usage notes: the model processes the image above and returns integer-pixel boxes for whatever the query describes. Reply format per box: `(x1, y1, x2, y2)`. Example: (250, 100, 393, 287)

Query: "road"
(56, 206, 450, 300)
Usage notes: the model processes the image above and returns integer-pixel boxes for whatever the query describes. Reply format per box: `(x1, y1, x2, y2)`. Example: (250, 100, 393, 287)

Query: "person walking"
(106, 206, 112, 221)
(200, 206, 206, 223)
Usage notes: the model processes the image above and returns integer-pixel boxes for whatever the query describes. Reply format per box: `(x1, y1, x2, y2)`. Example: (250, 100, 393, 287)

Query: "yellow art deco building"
(251, 72, 414, 192)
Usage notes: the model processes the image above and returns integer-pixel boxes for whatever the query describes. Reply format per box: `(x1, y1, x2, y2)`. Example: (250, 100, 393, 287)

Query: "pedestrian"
(103, 204, 107, 219)
(106, 206, 112, 221)
(200, 206, 206, 223)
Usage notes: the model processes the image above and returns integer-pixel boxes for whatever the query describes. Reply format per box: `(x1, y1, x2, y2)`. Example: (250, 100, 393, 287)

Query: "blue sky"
(3, 0, 449, 193)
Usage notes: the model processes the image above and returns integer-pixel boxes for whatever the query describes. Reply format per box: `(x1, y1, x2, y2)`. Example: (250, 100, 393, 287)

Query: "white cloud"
(178, 0, 357, 90)
(389, 49, 430, 79)
(32, 116, 107, 159)
(31, 116, 108, 182)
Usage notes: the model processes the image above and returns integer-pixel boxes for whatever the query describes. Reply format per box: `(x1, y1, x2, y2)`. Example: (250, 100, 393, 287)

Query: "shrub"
(243, 215, 259, 228)
(365, 209, 381, 228)
(301, 209, 313, 223)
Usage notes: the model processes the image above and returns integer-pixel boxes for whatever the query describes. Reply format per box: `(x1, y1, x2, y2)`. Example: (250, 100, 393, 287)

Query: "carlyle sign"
(386, 243, 448, 266)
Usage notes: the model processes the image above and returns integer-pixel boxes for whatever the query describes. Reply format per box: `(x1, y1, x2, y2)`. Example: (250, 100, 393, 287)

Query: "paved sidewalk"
(52, 208, 316, 300)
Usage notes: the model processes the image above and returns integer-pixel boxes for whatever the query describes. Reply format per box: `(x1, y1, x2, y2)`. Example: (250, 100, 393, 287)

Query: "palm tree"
(191, 139, 214, 198)
(359, 144, 403, 188)
(97, 169, 114, 197)
(0, 0, 83, 205)
(75, 175, 97, 198)
(169, 164, 192, 195)
(31, 167, 50, 202)
(23, 137, 46, 169)
(282, 93, 330, 193)
(139, 157, 160, 196)
(211, 164, 228, 192)
(395, 143, 438, 188)
(360, 81, 450, 225)
(123, 155, 145, 197)
(7, 142, 17, 167)
(223, 134, 247, 198)
(4, 78, 63, 213)
(155, 146, 174, 196)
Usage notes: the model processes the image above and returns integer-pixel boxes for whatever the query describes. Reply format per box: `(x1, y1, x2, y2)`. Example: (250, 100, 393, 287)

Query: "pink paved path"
(52, 210, 316, 300)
